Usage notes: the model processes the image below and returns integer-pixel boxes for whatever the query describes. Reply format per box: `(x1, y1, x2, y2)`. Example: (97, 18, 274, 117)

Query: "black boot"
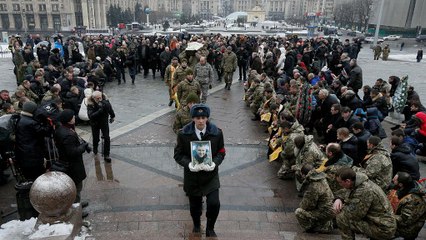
(192, 217, 201, 233)
(168, 100, 174, 107)
(251, 114, 260, 121)
(206, 218, 217, 237)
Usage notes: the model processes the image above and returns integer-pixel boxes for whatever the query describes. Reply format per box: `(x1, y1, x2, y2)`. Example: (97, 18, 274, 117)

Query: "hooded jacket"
(391, 144, 420, 180)
(415, 112, 426, 137)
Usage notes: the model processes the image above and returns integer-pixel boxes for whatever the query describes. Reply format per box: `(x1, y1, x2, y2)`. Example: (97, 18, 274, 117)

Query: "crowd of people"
(0, 31, 425, 238)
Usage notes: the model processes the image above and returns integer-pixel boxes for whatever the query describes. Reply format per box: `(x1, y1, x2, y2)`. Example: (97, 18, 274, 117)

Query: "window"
(40, 14, 48, 30)
(12, 4, 20, 11)
(13, 14, 22, 29)
(25, 4, 33, 12)
(52, 4, 59, 12)
(1, 14, 9, 29)
(52, 14, 61, 31)
(0, 4, 6, 11)
(39, 4, 46, 11)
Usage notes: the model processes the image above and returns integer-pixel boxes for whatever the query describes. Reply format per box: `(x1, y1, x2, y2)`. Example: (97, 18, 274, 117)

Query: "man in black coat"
(337, 127, 359, 165)
(236, 46, 249, 82)
(174, 104, 225, 237)
(54, 109, 91, 206)
(390, 136, 420, 181)
(15, 101, 51, 180)
(347, 59, 363, 97)
(352, 122, 372, 162)
(87, 91, 115, 162)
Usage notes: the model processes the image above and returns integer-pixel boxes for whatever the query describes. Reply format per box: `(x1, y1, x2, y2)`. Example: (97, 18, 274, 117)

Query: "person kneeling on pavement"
(295, 163, 334, 233)
(54, 109, 91, 217)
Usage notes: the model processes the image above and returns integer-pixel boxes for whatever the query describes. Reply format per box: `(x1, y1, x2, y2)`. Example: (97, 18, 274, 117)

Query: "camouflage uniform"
(176, 79, 201, 106)
(194, 62, 214, 103)
(173, 105, 192, 134)
(295, 170, 334, 232)
(249, 83, 265, 115)
(317, 153, 353, 194)
(395, 184, 426, 239)
(277, 120, 305, 179)
(165, 63, 179, 100)
(356, 142, 392, 192)
(294, 135, 326, 191)
(172, 66, 193, 89)
(336, 172, 396, 240)
(221, 51, 237, 87)
(17, 85, 39, 103)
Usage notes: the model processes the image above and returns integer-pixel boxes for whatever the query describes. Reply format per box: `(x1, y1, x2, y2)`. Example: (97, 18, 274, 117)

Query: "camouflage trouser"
(250, 102, 261, 115)
(336, 211, 396, 240)
(200, 82, 209, 103)
(396, 221, 424, 240)
(277, 157, 295, 179)
(295, 208, 333, 232)
(223, 71, 233, 84)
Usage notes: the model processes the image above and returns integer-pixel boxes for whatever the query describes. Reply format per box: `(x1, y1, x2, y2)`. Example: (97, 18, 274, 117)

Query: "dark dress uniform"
(174, 104, 225, 237)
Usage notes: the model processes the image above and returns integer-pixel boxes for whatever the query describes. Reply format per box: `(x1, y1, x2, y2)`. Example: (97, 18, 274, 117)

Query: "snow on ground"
(0, 217, 90, 240)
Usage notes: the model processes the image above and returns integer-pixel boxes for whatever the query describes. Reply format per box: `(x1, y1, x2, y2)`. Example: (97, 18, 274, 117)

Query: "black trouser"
(91, 122, 110, 156)
(238, 63, 247, 81)
(74, 181, 83, 203)
(20, 164, 46, 181)
(116, 67, 126, 83)
(188, 189, 220, 229)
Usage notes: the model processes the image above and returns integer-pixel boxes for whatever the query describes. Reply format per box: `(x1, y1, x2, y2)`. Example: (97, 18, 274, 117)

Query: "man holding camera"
(54, 109, 91, 216)
(87, 91, 115, 162)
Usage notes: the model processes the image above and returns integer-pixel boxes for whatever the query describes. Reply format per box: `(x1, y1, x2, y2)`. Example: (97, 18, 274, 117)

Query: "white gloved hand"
(201, 162, 216, 172)
(188, 162, 203, 172)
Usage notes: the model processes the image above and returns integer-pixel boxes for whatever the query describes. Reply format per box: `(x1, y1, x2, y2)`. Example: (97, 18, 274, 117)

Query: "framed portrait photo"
(190, 141, 213, 166)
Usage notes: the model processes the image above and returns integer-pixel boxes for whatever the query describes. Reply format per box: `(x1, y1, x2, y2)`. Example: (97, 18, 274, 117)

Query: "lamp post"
(373, 0, 385, 46)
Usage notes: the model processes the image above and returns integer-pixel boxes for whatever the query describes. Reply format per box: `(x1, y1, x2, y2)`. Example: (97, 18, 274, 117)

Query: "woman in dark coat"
(54, 109, 89, 203)
(174, 104, 225, 237)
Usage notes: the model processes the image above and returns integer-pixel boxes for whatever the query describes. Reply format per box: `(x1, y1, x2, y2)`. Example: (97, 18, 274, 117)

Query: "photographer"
(54, 109, 91, 214)
(87, 91, 115, 162)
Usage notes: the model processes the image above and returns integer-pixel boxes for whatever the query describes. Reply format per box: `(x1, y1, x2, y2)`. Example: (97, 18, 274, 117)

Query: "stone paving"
(0, 43, 426, 239)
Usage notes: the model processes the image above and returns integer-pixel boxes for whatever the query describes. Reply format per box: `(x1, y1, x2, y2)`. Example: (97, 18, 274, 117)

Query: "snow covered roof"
(225, 12, 248, 21)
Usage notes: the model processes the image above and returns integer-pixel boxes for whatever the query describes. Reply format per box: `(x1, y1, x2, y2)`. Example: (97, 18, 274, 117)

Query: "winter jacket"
(415, 112, 426, 137)
(174, 121, 226, 196)
(340, 134, 359, 165)
(354, 129, 371, 162)
(359, 142, 393, 191)
(54, 124, 87, 183)
(391, 144, 420, 180)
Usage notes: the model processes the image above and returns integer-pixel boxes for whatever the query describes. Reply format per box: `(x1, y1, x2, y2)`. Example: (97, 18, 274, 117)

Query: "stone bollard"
(29, 171, 83, 240)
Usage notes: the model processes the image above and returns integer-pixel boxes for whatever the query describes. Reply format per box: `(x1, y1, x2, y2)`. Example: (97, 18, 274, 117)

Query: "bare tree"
(334, 0, 372, 31)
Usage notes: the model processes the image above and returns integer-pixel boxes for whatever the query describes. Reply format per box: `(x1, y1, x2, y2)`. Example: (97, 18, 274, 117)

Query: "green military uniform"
(277, 120, 305, 179)
(294, 135, 326, 191)
(249, 83, 264, 115)
(356, 142, 392, 192)
(395, 184, 426, 239)
(173, 106, 192, 134)
(221, 50, 237, 89)
(382, 46, 390, 61)
(295, 170, 334, 233)
(172, 65, 192, 89)
(194, 62, 214, 103)
(177, 79, 201, 106)
(17, 85, 39, 103)
(374, 45, 382, 60)
(336, 172, 396, 240)
(13, 50, 26, 85)
(317, 153, 354, 194)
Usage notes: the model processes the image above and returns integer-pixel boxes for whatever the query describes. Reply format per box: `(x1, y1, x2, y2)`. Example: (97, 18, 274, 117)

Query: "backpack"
(0, 114, 21, 143)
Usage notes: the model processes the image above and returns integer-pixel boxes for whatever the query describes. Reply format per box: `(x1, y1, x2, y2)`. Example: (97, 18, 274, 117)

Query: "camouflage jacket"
(251, 83, 265, 106)
(194, 63, 214, 84)
(173, 106, 192, 134)
(395, 184, 426, 238)
(280, 120, 305, 159)
(221, 51, 237, 73)
(165, 64, 178, 85)
(338, 172, 396, 236)
(172, 66, 192, 88)
(299, 171, 334, 219)
(358, 143, 393, 191)
(318, 153, 353, 194)
(295, 135, 325, 170)
(17, 85, 39, 102)
(177, 79, 201, 105)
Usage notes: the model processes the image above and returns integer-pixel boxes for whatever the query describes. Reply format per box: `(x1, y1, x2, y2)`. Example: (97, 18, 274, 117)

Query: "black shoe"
(168, 100, 173, 106)
(192, 226, 201, 233)
(206, 229, 217, 237)
(82, 211, 89, 218)
(93, 149, 98, 155)
(81, 201, 89, 208)
(224, 83, 228, 89)
(104, 156, 112, 163)
(227, 85, 231, 90)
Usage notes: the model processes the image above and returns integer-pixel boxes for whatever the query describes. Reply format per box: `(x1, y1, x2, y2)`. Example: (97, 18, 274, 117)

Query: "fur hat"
(190, 104, 210, 118)
(22, 101, 37, 114)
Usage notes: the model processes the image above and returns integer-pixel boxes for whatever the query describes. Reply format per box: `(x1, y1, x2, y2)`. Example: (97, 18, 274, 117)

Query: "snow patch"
(0, 218, 36, 240)
(29, 222, 73, 239)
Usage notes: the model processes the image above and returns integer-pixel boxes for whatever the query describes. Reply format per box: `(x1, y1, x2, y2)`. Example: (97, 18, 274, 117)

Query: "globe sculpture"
(30, 171, 77, 223)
